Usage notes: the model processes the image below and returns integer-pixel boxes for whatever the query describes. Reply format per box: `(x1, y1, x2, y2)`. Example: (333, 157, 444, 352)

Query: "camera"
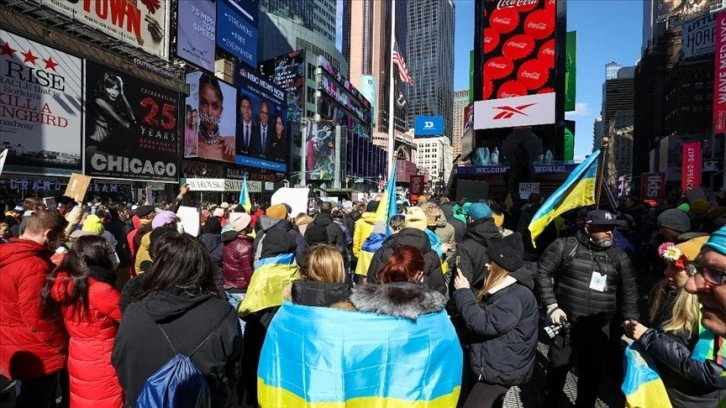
(544, 320, 571, 339)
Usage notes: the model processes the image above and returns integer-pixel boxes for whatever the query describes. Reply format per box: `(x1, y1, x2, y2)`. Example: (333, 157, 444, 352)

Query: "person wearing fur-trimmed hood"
(452, 232, 538, 408)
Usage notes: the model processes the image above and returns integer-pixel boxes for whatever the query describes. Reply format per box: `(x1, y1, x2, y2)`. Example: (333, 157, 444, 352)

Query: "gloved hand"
(546, 304, 568, 326)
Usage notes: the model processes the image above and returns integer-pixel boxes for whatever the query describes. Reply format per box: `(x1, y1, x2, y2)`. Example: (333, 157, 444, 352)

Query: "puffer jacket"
(454, 218, 502, 289)
(365, 228, 446, 295)
(313, 213, 346, 249)
(222, 233, 254, 290)
(0, 238, 68, 379)
(535, 230, 639, 323)
(352, 212, 376, 258)
(289, 280, 351, 307)
(51, 268, 123, 408)
(254, 216, 306, 265)
(452, 275, 538, 387)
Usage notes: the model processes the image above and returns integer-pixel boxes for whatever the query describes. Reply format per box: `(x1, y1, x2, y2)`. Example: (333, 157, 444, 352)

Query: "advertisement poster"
(641, 172, 665, 202)
(565, 31, 576, 111)
(184, 72, 237, 163)
(475, 0, 556, 129)
(258, 50, 305, 122)
(681, 141, 702, 192)
(217, 0, 258, 67)
(414, 116, 445, 137)
(305, 122, 336, 181)
(41, 0, 169, 59)
(0, 30, 82, 176)
(714, 10, 726, 134)
(84, 61, 179, 182)
(176, 0, 216, 71)
(681, 12, 716, 60)
(234, 65, 287, 172)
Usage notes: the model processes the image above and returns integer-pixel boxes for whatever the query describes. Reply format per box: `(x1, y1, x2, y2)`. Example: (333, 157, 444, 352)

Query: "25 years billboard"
(474, 0, 557, 130)
(0, 30, 82, 176)
(84, 61, 179, 182)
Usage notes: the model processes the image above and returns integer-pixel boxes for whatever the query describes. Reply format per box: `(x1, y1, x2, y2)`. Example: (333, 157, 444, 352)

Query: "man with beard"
(536, 209, 639, 408)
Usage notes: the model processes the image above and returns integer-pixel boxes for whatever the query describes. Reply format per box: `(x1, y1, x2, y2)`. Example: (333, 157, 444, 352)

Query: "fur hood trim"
(350, 282, 446, 321)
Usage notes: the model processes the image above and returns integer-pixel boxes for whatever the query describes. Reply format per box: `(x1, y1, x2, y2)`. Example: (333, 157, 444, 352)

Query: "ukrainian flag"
(258, 302, 462, 407)
(355, 164, 398, 277)
(528, 149, 601, 246)
(622, 342, 672, 408)
(238, 174, 252, 212)
(238, 253, 299, 316)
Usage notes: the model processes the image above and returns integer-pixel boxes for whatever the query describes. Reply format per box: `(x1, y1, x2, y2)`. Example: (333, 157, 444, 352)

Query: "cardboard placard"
(176, 206, 201, 237)
(43, 197, 57, 210)
(271, 188, 310, 218)
(64, 173, 92, 203)
(519, 182, 540, 200)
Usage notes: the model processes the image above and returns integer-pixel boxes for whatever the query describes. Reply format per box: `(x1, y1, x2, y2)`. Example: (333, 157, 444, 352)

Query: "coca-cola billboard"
(475, 0, 556, 129)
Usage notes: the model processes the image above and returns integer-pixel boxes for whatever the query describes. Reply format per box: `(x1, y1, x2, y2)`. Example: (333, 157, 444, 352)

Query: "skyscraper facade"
(343, 0, 410, 149)
(406, 0, 455, 141)
(260, 0, 337, 43)
(452, 89, 469, 163)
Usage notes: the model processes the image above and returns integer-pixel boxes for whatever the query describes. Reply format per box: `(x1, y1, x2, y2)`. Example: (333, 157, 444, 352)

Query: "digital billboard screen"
(414, 115, 445, 137)
(177, 0, 216, 71)
(258, 50, 306, 122)
(217, 0, 258, 67)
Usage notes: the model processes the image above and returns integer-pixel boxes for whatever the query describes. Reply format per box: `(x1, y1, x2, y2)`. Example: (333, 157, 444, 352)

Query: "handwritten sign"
(64, 173, 92, 203)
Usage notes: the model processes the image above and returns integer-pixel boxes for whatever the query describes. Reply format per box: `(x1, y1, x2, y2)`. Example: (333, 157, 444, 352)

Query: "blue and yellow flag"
(528, 149, 601, 246)
(258, 302, 462, 407)
(238, 175, 252, 212)
(237, 253, 299, 317)
(622, 342, 672, 408)
(355, 163, 398, 277)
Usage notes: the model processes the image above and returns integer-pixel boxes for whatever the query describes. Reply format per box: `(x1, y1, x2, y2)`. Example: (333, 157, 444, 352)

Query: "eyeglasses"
(685, 261, 726, 285)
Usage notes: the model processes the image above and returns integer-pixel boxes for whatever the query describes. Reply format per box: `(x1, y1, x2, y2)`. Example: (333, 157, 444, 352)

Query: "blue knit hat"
(704, 225, 726, 256)
(468, 203, 492, 220)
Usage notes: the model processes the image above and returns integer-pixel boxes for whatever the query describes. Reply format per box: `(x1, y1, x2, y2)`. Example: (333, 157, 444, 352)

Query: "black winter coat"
(112, 290, 242, 408)
(254, 216, 306, 265)
(639, 329, 726, 406)
(452, 281, 538, 386)
(366, 228, 446, 295)
(535, 231, 639, 323)
(290, 280, 352, 307)
(454, 218, 502, 289)
(199, 232, 227, 298)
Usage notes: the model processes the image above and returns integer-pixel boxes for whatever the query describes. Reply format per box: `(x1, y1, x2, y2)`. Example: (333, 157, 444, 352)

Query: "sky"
(453, 0, 644, 161)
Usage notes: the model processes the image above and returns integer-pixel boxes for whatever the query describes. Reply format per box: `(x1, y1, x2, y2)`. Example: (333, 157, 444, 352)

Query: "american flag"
(392, 42, 414, 86)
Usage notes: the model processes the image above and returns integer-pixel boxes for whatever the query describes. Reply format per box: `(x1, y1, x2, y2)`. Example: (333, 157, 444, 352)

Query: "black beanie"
(202, 216, 222, 234)
(305, 224, 329, 246)
(366, 200, 379, 213)
(486, 232, 524, 272)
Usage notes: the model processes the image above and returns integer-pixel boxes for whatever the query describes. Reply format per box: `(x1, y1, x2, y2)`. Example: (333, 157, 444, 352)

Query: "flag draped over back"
(237, 253, 299, 316)
(239, 175, 252, 212)
(258, 302, 462, 407)
(528, 150, 601, 246)
(355, 164, 398, 276)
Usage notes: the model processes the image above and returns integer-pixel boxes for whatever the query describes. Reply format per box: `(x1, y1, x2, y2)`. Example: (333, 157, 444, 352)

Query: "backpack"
(560, 236, 622, 271)
(135, 308, 232, 408)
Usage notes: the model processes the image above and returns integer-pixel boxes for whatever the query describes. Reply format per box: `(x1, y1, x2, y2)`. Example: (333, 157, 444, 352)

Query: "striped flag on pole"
(392, 42, 414, 86)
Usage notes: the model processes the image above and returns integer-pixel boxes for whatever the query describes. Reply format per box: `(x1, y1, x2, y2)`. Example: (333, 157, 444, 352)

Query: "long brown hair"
(377, 245, 424, 283)
(301, 244, 345, 283)
(477, 261, 510, 305)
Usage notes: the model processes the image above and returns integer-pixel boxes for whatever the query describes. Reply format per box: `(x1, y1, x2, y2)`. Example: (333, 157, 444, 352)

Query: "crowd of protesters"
(2, 187, 726, 407)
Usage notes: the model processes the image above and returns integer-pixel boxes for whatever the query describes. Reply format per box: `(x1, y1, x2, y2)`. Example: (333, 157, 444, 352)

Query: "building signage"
(410, 175, 424, 195)
(476, 0, 556, 130)
(41, 0, 170, 59)
(217, 0, 258, 67)
(185, 177, 261, 192)
(640, 172, 665, 201)
(474, 93, 556, 129)
(177, 0, 216, 71)
(714, 10, 726, 134)
(414, 116, 445, 137)
(0, 30, 82, 176)
(682, 12, 716, 60)
(681, 141, 702, 192)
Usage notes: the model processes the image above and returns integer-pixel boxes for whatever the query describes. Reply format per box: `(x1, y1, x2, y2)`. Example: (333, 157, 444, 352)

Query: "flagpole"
(594, 136, 609, 209)
(387, 0, 397, 180)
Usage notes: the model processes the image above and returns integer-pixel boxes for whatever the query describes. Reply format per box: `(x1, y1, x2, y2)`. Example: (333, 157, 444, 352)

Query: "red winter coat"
(51, 271, 123, 408)
(0, 238, 68, 379)
(222, 234, 254, 289)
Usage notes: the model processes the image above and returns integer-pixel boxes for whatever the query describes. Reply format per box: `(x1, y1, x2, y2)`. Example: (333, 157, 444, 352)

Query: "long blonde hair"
(649, 278, 700, 335)
(300, 244, 345, 283)
(476, 262, 509, 305)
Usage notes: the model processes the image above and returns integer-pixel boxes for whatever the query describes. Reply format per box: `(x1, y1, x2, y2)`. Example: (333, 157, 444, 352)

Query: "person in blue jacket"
(452, 232, 538, 408)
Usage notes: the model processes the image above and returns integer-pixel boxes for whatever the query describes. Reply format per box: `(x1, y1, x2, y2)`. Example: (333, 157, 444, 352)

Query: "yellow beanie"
(404, 207, 428, 231)
(266, 204, 288, 220)
(82, 214, 105, 234)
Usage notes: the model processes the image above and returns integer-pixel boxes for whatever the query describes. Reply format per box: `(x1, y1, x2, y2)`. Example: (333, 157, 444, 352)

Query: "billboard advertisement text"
(217, 0, 258, 67)
(714, 10, 726, 134)
(235, 65, 288, 172)
(258, 50, 305, 122)
(681, 141, 702, 192)
(0, 30, 82, 176)
(41, 0, 169, 59)
(84, 61, 179, 182)
(177, 0, 216, 71)
(184, 72, 237, 163)
(414, 116, 445, 137)
(476, 0, 556, 129)
(681, 12, 716, 60)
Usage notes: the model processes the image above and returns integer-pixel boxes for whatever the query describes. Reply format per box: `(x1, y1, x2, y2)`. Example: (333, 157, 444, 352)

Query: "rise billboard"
(84, 62, 179, 182)
(474, 0, 557, 130)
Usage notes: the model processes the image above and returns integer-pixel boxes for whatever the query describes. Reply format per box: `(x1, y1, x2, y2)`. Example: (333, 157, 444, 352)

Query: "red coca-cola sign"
(480, 0, 556, 101)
